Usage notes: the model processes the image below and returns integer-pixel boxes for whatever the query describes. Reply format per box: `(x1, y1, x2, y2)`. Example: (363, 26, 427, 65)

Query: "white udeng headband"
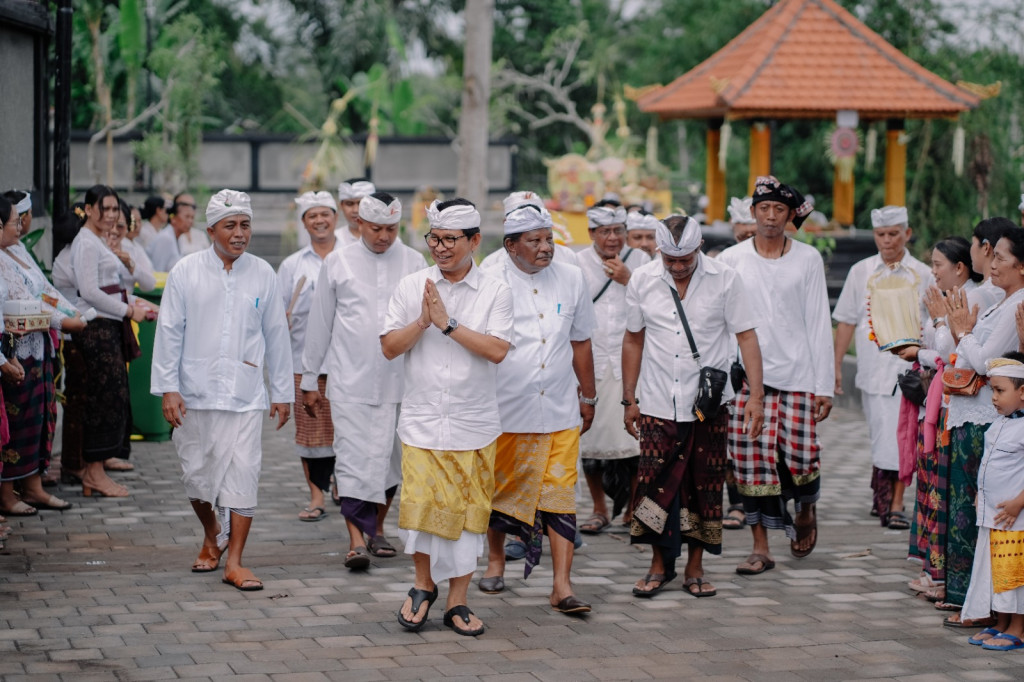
(504, 205, 552, 235)
(655, 216, 701, 256)
(871, 205, 908, 228)
(626, 211, 660, 232)
(727, 196, 755, 224)
(986, 359, 1024, 380)
(359, 195, 402, 225)
(337, 180, 376, 201)
(586, 205, 627, 228)
(426, 200, 480, 230)
(295, 191, 337, 220)
(206, 189, 253, 226)
(14, 194, 31, 215)
(503, 191, 544, 216)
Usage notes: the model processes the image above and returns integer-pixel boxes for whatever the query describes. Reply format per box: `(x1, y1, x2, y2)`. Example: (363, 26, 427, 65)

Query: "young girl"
(961, 352, 1024, 650)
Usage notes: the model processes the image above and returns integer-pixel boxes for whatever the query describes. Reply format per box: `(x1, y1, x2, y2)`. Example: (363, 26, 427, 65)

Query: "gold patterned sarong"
(990, 529, 1024, 594)
(491, 429, 579, 525)
(398, 441, 496, 541)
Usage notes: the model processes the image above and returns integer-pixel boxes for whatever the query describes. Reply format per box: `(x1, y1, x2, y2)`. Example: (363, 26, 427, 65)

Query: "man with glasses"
(577, 201, 650, 534)
(301, 192, 425, 568)
(148, 192, 197, 272)
(381, 198, 513, 637)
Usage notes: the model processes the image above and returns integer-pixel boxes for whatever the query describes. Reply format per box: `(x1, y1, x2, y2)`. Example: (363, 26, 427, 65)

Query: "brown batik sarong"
(630, 412, 728, 565)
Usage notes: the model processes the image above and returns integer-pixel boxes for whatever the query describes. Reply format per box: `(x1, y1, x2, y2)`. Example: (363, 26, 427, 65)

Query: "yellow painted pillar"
(706, 121, 725, 223)
(833, 164, 855, 225)
(748, 121, 771, 196)
(884, 119, 907, 207)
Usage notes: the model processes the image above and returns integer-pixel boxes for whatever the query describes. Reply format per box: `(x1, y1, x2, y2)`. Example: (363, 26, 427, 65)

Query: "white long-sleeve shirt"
(147, 225, 182, 272)
(300, 239, 425, 403)
(977, 414, 1024, 531)
(490, 258, 596, 434)
(832, 250, 933, 395)
(575, 246, 650, 381)
(718, 238, 834, 396)
(70, 228, 134, 320)
(382, 264, 514, 451)
(151, 247, 293, 412)
(278, 242, 343, 373)
(626, 255, 757, 422)
(120, 238, 157, 292)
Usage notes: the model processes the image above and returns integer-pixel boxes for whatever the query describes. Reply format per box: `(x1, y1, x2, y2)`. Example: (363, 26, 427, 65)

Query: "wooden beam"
(706, 122, 725, 223)
(747, 121, 771, 195)
(884, 119, 907, 206)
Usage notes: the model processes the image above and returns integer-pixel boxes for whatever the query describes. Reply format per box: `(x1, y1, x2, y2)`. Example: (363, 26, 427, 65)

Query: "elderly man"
(174, 192, 209, 256)
(152, 189, 292, 591)
(577, 202, 650, 534)
(623, 215, 764, 598)
(833, 206, 933, 528)
(336, 178, 376, 245)
(477, 204, 597, 615)
(382, 198, 513, 637)
(277, 191, 342, 522)
(625, 209, 658, 258)
(302, 192, 425, 569)
(147, 195, 195, 272)
(718, 176, 833, 571)
(480, 191, 578, 268)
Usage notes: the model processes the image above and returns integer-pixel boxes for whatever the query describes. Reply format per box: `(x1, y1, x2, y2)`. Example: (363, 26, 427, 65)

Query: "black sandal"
(887, 510, 910, 530)
(397, 585, 437, 631)
(443, 605, 484, 636)
(722, 505, 745, 530)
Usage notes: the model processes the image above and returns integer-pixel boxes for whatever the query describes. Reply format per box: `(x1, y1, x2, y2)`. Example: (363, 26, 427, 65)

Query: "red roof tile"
(637, 0, 979, 120)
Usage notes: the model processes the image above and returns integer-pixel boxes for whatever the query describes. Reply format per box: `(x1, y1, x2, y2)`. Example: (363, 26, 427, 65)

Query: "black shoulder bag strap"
(592, 248, 635, 303)
(668, 283, 702, 367)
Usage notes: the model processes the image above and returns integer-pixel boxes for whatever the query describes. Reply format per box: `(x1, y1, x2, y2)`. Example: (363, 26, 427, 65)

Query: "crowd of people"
(3, 177, 1024, 647)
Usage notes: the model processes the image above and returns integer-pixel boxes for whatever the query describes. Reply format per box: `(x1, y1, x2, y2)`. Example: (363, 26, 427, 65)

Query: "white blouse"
(70, 228, 133, 320)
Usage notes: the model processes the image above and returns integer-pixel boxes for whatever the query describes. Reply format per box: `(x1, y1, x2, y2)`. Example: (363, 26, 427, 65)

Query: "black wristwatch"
(621, 398, 638, 406)
(442, 318, 459, 336)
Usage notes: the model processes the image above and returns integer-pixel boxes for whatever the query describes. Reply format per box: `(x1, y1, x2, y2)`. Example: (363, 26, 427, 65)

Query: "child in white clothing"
(961, 352, 1024, 650)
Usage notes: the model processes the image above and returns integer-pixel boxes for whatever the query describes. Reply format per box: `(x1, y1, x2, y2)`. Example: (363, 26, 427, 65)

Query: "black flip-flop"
(368, 534, 397, 557)
(397, 585, 438, 631)
(343, 546, 371, 570)
(299, 506, 326, 522)
(684, 577, 717, 598)
(443, 605, 484, 636)
(632, 571, 677, 598)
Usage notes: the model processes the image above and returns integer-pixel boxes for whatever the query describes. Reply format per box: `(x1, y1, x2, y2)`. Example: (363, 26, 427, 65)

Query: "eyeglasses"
(424, 233, 468, 248)
(1, 214, 22, 230)
(592, 226, 626, 238)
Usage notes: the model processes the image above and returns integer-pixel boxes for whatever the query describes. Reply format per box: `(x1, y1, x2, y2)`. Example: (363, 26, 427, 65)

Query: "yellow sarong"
(990, 529, 1024, 594)
(398, 441, 496, 541)
(492, 428, 579, 525)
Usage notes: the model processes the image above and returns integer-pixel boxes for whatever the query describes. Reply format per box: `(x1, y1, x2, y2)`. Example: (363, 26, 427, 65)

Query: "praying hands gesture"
(422, 279, 449, 329)
(944, 287, 978, 341)
(924, 286, 948, 321)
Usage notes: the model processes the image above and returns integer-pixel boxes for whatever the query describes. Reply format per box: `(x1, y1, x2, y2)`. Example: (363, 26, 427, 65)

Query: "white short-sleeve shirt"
(382, 264, 514, 451)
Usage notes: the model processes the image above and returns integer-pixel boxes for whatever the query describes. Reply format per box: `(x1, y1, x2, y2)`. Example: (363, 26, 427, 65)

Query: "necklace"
(752, 236, 789, 259)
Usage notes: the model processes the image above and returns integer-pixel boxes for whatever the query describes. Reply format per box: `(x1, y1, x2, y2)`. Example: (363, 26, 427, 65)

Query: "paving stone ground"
(0, 406, 1016, 681)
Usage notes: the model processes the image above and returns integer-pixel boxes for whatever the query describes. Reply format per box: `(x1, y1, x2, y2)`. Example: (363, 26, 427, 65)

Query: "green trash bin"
(128, 283, 170, 441)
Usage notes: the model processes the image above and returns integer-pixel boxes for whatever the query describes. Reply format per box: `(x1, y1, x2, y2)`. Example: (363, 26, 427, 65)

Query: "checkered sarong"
(293, 374, 333, 448)
(729, 385, 820, 497)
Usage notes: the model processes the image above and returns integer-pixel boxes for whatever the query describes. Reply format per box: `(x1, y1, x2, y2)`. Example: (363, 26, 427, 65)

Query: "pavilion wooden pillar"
(833, 166, 855, 225)
(705, 119, 726, 222)
(884, 118, 907, 206)
(747, 121, 771, 195)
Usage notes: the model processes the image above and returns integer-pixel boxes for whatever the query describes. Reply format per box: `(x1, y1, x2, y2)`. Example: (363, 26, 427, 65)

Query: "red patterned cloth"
(293, 374, 333, 448)
(728, 387, 820, 496)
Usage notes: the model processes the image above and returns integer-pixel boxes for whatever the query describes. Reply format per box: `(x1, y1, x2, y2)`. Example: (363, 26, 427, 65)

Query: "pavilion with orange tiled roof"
(637, 0, 980, 225)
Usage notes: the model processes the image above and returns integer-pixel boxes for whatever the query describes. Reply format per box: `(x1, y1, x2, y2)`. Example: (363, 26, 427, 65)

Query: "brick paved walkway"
(0, 406, 1016, 680)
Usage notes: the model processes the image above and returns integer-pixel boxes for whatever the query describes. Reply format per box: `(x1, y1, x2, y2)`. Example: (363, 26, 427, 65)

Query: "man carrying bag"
(622, 215, 764, 599)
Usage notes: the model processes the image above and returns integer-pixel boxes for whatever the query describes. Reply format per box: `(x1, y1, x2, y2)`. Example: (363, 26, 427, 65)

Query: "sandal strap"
(446, 604, 473, 624)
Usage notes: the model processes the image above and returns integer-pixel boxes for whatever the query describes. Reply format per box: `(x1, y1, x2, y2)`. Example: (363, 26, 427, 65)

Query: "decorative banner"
(952, 123, 966, 177)
(718, 120, 732, 172)
(825, 126, 862, 183)
(865, 126, 877, 169)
